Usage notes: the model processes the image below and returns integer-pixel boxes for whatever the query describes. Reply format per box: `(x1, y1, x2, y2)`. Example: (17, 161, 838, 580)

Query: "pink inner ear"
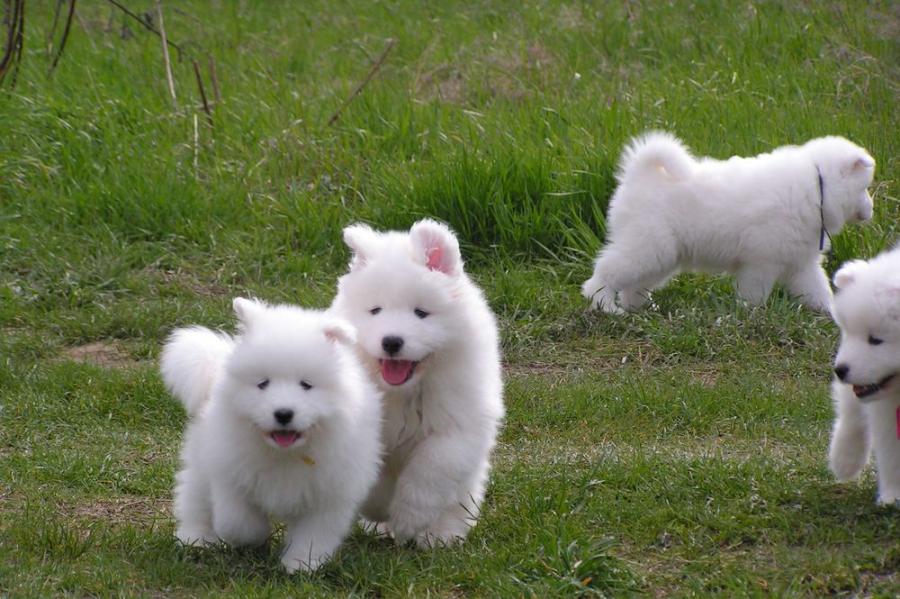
(426, 246, 445, 272)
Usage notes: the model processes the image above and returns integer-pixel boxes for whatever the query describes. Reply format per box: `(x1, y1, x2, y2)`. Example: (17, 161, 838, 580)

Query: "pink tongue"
(381, 359, 414, 385)
(271, 431, 299, 447)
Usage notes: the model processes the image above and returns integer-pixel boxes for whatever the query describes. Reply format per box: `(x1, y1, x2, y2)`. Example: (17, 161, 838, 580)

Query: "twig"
(104, 0, 184, 60)
(0, 0, 26, 87)
(47, 0, 64, 54)
(208, 55, 220, 103)
(327, 37, 396, 126)
(49, 0, 77, 73)
(192, 58, 212, 127)
(155, 0, 176, 106)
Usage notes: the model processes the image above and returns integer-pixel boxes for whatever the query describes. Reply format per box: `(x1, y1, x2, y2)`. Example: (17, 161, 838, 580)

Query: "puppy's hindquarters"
(161, 326, 233, 416)
(828, 381, 871, 481)
(582, 241, 678, 313)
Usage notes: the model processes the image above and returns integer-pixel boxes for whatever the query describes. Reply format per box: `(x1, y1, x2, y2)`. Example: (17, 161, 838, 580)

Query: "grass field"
(1, 0, 899, 596)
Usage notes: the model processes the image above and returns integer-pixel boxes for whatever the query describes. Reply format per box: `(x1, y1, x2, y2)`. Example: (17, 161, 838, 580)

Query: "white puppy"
(161, 298, 382, 572)
(330, 219, 504, 547)
(582, 132, 876, 313)
(828, 246, 900, 506)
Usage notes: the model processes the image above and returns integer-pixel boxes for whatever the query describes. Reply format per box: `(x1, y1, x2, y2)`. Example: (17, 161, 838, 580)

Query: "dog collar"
(816, 165, 830, 252)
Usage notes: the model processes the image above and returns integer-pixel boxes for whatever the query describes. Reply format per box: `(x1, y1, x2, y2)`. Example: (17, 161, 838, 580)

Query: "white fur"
(582, 132, 876, 313)
(828, 246, 900, 506)
(330, 219, 505, 547)
(161, 298, 383, 572)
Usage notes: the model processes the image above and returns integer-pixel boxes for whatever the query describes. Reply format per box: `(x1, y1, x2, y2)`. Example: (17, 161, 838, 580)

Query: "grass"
(1, 0, 898, 596)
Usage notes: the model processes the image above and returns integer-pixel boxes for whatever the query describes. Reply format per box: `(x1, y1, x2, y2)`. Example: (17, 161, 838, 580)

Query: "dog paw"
(281, 553, 325, 574)
(175, 527, 217, 547)
(387, 501, 436, 543)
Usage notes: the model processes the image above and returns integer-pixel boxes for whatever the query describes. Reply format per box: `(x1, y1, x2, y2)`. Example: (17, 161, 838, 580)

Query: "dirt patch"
(63, 342, 138, 369)
(62, 496, 170, 526)
(415, 64, 467, 104)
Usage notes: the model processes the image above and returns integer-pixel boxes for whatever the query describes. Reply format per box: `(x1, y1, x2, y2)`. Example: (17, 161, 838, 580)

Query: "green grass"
(1, 0, 899, 596)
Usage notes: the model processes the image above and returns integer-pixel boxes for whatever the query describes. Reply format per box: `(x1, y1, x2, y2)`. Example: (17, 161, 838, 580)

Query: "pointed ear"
(833, 260, 869, 290)
(409, 219, 462, 276)
(343, 224, 380, 270)
(323, 318, 356, 345)
(233, 297, 267, 328)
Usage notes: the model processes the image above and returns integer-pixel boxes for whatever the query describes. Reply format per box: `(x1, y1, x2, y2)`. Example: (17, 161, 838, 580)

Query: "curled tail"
(160, 326, 233, 417)
(617, 131, 694, 184)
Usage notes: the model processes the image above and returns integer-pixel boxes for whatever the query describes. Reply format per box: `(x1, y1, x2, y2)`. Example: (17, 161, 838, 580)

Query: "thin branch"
(47, 0, 64, 54)
(192, 58, 212, 127)
(327, 37, 396, 127)
(208, 54, 220, 103)
(49, 0, 76, 73)
(104, 0, 185, 60)
(155, 0, 176, 105)
(0, 0, 26, 87)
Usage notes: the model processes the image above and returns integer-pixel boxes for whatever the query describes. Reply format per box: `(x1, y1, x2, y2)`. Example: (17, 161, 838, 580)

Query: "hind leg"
(785, 262, 832, 312)
(583, 242, 675, 314)
(735, 264, 780, 306)
(829, 381, 871, 482)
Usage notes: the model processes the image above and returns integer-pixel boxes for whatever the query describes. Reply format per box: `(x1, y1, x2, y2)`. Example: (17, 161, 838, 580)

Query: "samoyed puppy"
(160, 298, 383, 572)
(582, 132, 876, 313)
(828, 246, 900, 506)
(329, 219, 504, 547)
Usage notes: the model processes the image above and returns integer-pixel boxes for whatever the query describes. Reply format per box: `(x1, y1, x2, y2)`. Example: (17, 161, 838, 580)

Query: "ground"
(1, 0, 898, 596)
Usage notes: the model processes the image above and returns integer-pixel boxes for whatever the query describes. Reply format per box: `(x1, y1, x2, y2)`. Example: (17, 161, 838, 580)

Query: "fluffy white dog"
(582, 132, 876, 313)
(161, 298, 383, 572)
(828, 246, 900, 506)
(330, 219, 505, 547)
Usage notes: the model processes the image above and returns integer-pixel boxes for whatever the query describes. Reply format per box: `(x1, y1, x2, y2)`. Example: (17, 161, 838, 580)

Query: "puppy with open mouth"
(330, 219, 505, 547)
(161, 298, 382, 572)
(828, 246, 900, 506)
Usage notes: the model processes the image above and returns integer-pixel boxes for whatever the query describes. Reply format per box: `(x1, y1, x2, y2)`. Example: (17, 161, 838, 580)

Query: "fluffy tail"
(617, 131, 694, 184)
(160, 326, 234, 417)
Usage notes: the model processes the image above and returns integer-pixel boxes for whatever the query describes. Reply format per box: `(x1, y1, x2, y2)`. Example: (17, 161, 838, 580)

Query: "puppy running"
(829, 247, 900, 506)
(582, 132, 876, 313)
(161, 298, 382, 572)
(330, 219, 504, 547)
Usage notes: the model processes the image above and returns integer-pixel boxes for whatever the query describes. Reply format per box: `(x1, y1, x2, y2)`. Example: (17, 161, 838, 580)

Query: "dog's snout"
(274, 409, 294, 425)
(834, 364, 849, 381)
(382, 336, 404, 356)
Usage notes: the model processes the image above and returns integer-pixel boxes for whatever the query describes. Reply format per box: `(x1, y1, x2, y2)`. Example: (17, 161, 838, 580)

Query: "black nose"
(382, 335, 404, 356)
(274, 409, 294, 425)
(834, 364, 849, 381)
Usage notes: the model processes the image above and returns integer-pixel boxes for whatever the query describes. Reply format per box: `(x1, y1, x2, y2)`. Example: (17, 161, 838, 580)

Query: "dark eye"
(868, 335, 884, 346)
(369, 307, 382, 315)
(414, 308, 430, 319)
(257, 379, 270, 390)
(300, 380, 312, 390)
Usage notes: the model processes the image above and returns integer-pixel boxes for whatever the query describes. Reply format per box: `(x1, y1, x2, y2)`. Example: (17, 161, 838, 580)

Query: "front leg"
(211, 484, 271, 547)
(867, 399, 900, 506)
(281, 507, 355, 573)
(388, 432, 487, 544)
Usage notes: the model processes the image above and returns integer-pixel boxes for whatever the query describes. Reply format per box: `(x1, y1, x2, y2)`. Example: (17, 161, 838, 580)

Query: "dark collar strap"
(817, 165, 830, 252)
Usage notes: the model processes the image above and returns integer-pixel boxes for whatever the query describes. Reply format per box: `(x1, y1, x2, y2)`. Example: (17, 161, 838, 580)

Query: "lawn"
(1, 0, 898, 596)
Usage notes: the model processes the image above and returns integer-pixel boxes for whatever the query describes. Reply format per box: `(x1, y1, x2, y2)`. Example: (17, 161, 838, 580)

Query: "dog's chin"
(263, 429, 308, 449)
(851, 374, 896, 401)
